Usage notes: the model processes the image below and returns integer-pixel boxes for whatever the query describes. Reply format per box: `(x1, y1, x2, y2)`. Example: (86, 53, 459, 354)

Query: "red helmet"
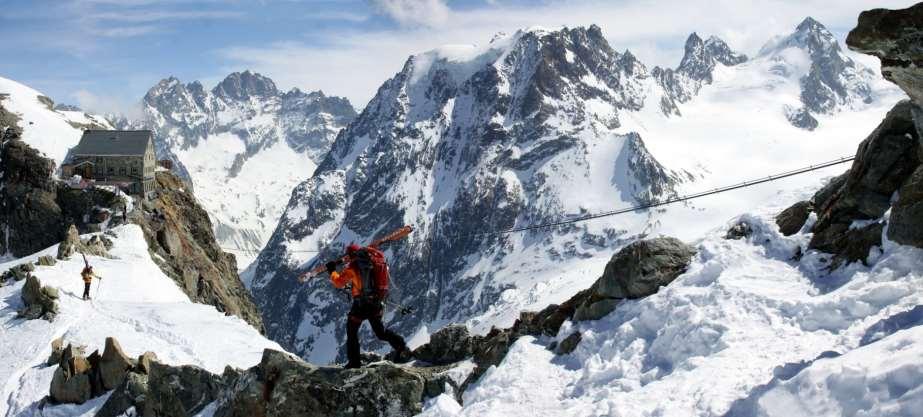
(346, 243, 361, 255)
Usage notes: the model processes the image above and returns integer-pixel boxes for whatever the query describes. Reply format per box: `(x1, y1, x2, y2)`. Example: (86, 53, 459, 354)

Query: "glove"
(325, 261, 338, 274)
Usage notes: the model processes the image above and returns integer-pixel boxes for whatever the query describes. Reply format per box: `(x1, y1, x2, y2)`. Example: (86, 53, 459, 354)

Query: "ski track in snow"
(0, 226, 281, 417)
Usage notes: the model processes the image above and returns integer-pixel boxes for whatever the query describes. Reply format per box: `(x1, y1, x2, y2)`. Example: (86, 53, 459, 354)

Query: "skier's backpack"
(352, 247, 389, 299)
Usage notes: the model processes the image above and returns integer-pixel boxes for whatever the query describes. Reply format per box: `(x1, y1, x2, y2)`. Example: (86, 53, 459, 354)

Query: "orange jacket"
(330, 264, 364, 298)
(81, 270, 96, 283)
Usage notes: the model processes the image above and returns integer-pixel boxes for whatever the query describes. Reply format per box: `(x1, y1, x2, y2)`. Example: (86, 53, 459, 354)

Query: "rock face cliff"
(133, 172, 264, 332)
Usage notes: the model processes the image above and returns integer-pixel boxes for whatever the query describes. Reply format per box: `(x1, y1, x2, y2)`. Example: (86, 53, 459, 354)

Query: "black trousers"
(346, 297, 406, 365)
(83, 282, 91, 299)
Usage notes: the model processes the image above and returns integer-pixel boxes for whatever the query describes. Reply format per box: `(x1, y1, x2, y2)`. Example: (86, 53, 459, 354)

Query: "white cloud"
(72, 89, 144, 119)
(217, 0, 910, 109)
(371, 0, 451, 27)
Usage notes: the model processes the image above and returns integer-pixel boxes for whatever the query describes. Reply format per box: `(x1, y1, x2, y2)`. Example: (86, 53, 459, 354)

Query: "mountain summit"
(115, 71, 357, 266)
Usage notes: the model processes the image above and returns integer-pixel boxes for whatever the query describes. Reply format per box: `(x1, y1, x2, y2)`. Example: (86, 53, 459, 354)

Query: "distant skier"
(326, 243, 412, 369)
(80, 266, 101, 300)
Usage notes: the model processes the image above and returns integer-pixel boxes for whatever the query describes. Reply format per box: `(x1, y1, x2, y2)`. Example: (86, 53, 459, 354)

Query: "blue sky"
(0, 0, 910, 115)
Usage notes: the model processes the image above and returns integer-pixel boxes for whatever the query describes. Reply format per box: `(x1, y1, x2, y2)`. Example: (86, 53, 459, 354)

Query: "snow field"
(421, 203, 923, 417)
(0, 225, 282, 417)
(0, 76, 112, 166)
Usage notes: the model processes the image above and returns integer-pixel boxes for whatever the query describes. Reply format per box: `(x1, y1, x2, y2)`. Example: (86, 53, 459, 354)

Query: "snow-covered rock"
(112, 71, 357, 268)
(0, 225, 282, 416)
(0, 76, 112, 167)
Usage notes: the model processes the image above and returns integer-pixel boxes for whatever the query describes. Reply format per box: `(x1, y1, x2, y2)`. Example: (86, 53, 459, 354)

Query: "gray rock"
(573, 298, 621, 321)
(776, 201, 814, 236)
(145, 361, 224, 417)
(847, 3, 923, 106)
(888, 165, 923, 247)
(785, 106, 819, 131)
(100, 337, 135, 390)
(725, 221, 753, 240)
(810, 100, 920, 262)
(811, 222, 884, 269)
(215, 349, 435, 417)
(36, 255, 57, 266)
(136, 351, 159, 375)
(595, 237, 696, 299)
(97, 372, 149, 417)
(555, 332, 582, 355)
(412, 324, 479, 365)
(49, 345, 93, 404)
(48, 337, 65, 366)
(18, 275, 59, 320)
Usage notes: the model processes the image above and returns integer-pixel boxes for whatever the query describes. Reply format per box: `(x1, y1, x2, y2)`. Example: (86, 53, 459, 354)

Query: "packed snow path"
(0, 226, 281, 417)
(422, 207, 923, 417)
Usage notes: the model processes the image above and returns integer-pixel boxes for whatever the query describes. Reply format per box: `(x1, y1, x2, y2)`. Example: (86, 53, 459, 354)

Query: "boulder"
(594, 237, 696, 299)
(99, 337, 135, 390)
(412, 324, 480, 365)
(56, 225, 82, 260)
(847, 3, 923, 106)
(776, 201, 813, 236)
(49, 345, 93, 404)
(18, 275, 59, 320)
(36, 255, 57, 266)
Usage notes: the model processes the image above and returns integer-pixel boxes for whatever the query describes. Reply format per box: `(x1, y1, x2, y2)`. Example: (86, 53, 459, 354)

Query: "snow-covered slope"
(0, 225, 282, 416)
(421, 189, 923, 417)
(0, 76, 112, 166)
(248, 19, 902, 364)
(113, 71, 357, 269)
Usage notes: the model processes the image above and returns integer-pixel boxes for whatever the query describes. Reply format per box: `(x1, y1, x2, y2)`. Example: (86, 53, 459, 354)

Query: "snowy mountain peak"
(212, 70, 279, 100)
(757, 17, 875, 127)
(116, 71, 357, 268)
(678, 33, 747, 81)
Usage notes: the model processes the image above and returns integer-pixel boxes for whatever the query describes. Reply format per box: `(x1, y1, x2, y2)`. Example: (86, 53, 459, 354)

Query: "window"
(131, 167, 138, 175)
(119, 167, 126, 175)
(108, 166, 114, 174)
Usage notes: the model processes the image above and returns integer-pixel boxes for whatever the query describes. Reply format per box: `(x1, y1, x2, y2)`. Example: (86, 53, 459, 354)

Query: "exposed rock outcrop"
(93, 346, 454, 417)
(776, 201, 813, 236)
(133, 171, 264, 332)
(0, 136, 126, 258)
(574, 237, 696, 320)
(57, 224, 112, 260)
(847, 3, 923, 106)
(50, 344, 94, 404)
(846, 4, 923, 249)
(17, 275, 59, 320)
(808, 101, 921, 265)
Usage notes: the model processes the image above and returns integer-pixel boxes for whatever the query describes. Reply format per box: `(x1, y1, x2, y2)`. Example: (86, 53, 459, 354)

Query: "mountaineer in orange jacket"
(80, 266, 101, 300)
(328, 243, 411, 369)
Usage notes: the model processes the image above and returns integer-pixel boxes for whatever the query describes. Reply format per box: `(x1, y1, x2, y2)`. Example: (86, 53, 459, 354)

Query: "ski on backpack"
(298, 225, 413, 281)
